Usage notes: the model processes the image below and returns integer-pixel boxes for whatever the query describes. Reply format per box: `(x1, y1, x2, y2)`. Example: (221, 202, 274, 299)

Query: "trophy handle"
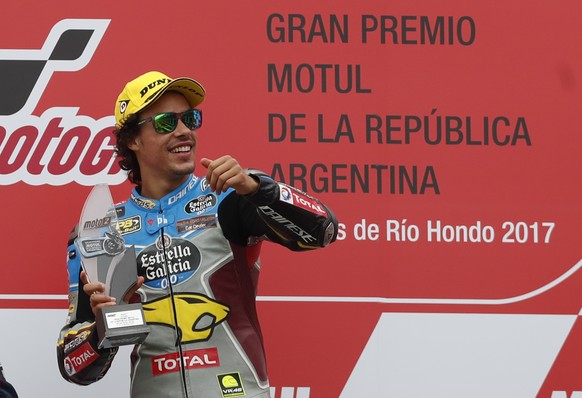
(105, 246, 139, 304)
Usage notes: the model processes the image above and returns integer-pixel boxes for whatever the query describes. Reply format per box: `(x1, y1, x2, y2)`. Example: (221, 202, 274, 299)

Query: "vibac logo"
(0, 19, 126, 186)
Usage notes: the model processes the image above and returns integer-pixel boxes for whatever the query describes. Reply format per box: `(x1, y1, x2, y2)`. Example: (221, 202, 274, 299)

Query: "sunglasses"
(137, 109, 202, 134)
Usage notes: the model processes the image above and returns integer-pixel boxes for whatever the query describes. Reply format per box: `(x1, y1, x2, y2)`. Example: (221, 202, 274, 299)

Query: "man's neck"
(139, 175, 190, 200)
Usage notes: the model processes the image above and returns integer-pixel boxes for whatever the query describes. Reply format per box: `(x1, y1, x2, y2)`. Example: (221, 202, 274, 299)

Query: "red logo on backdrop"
(0, 19, 126, 186)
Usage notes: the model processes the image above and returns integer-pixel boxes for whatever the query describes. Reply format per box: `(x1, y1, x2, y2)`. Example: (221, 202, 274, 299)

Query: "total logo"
(151, 347, 220, 376)
(63, 342, 98, 376)
(0, 19, 126, 186)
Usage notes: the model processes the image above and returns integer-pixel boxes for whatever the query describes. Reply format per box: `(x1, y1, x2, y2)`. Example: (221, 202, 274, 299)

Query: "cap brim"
(143, 77, 206, 111)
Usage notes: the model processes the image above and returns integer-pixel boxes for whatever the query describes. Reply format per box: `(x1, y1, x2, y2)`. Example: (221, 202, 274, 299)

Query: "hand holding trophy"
(76, 184, 150, 349)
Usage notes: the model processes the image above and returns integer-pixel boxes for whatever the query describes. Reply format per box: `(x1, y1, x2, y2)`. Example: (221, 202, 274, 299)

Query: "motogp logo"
(0, 19, 127, 186)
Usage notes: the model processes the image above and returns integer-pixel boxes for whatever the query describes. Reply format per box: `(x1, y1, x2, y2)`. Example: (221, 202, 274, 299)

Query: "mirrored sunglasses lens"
(154, 113, 178, 133)
(182, 109, 202, 130)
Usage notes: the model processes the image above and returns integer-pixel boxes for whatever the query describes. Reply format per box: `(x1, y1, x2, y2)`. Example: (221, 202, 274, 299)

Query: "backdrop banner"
(0, 2, 580, 397)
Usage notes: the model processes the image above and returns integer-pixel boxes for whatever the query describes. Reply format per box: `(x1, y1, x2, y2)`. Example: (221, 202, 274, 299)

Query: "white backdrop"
(1, 309, 576, 398)
(0, 309, 131, 397)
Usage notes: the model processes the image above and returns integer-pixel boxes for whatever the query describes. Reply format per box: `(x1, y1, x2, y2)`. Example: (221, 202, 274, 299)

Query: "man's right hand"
(81, 271, 144, 317)
(81, 270, 116, 317)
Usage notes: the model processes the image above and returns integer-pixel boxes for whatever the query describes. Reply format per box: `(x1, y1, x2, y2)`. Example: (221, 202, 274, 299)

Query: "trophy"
(76, 184, 150, 349)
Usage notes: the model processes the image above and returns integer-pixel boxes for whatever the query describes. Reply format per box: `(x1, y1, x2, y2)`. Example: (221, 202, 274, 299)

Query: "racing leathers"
(57, 171, 338, 398)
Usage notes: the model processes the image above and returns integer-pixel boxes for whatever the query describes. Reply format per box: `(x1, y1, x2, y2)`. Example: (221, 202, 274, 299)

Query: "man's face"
(130, 91, 198, 190)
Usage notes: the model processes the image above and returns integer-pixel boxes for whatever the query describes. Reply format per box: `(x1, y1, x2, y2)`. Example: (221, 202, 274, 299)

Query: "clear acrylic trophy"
(76, 184, 150, 349)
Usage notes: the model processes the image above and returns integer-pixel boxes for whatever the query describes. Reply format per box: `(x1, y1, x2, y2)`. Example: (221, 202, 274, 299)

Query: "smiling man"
(57, 71, 338, 398)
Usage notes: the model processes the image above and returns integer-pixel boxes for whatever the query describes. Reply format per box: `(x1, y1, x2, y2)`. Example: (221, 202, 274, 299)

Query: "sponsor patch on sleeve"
(63, 341, 99, 376)
(278, 183, 329, 216)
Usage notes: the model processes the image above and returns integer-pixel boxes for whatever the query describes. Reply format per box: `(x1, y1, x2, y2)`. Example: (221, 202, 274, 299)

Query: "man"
(57, 71, 338, 397)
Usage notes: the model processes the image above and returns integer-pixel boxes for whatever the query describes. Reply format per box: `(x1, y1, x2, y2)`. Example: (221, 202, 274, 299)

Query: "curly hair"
(113, 113, 142, 185)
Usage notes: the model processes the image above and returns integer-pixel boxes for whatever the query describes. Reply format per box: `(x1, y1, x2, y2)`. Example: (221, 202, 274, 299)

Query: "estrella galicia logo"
(185, 194, 217, 214)
(0, 19, 127, 186)
(137, 237, 201, 289)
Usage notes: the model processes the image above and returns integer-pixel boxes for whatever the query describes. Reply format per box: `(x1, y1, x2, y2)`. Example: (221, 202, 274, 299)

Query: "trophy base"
(96, 303, 150, 349)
